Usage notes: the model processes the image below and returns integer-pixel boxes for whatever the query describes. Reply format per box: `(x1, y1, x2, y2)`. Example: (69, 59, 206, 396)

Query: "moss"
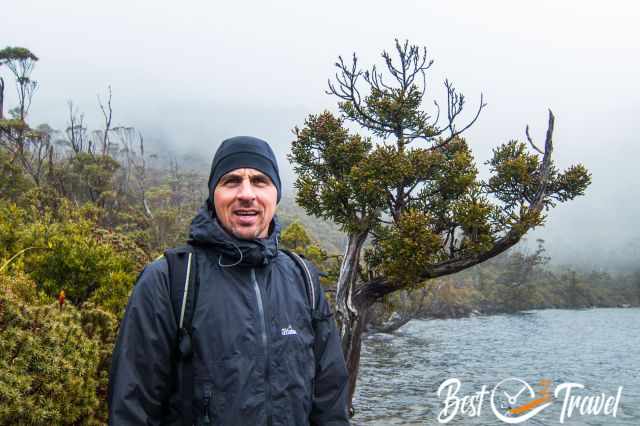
(0, 289, 117, 425)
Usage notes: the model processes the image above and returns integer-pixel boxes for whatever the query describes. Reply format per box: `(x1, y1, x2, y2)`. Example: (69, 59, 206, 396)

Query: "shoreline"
(367, 304, 640, 334)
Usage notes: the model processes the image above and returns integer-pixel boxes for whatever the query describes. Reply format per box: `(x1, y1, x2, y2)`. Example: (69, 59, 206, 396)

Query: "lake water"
(353, 308, 640, 425)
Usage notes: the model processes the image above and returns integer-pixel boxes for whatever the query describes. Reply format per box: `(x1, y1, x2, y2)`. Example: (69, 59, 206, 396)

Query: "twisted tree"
(289, 39, 591, 413)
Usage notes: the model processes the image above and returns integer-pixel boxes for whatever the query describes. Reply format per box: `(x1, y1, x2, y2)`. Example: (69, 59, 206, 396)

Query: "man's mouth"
(234, 210, 259, 216)
(233, 210, 261, 225)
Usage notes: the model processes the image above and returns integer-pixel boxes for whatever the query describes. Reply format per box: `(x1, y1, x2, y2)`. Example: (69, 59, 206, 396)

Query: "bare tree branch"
(98, 85, 113, 157)
(525, 124, 545, 154)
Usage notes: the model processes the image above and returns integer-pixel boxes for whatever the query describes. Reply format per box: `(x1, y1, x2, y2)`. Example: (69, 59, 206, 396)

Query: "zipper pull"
(203, 386, 212, 424)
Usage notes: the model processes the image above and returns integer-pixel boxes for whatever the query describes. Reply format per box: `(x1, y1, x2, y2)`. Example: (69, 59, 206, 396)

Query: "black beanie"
(207, 136, 282, 206)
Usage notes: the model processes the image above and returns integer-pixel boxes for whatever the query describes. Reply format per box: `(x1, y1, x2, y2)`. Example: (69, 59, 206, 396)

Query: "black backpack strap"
(164, 245, 199, 426)
(280, 249, 316, 311)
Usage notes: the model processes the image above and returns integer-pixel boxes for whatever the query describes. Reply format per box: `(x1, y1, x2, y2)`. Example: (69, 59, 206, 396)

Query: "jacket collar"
(187, 205, 280, 267)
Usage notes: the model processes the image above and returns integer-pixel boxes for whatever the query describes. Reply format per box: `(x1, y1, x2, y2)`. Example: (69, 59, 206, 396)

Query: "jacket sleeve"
(108, 258, 178, 425)
(308, 265, 350, 426)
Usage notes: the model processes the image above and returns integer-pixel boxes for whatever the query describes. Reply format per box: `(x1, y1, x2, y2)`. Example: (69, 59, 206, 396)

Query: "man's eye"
(252, 177, 269, 186)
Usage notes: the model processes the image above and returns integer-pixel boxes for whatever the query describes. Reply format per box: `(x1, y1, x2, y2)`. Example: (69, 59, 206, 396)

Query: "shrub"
(0, 200, 148, 316)
(0, 285, 117, 425)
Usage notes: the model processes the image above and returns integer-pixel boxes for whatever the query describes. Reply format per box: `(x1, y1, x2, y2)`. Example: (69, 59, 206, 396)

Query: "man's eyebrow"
(221, 173, 243, 180)
(220, 172, 269, 182)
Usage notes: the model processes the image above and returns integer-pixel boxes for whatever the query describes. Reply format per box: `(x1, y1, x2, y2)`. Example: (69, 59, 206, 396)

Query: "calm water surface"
(353, 308, 640, 425)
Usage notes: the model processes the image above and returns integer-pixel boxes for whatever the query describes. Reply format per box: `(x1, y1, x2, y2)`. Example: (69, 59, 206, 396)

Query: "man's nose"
(237, 179, 256, 201)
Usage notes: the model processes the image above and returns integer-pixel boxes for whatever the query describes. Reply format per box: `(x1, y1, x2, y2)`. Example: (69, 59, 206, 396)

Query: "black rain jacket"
(108, 207, 349, 425)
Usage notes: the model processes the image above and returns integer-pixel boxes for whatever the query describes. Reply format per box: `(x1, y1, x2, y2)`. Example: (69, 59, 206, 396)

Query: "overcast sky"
(3, 0, 639, 271)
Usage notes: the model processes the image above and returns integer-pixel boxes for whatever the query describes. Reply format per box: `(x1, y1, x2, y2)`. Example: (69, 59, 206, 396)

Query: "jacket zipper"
(251, 268, 272, 426)
(203, 383, 212, 424)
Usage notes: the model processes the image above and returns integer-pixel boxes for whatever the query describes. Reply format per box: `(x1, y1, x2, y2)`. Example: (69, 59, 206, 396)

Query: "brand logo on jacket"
(281, 325, 297, 336)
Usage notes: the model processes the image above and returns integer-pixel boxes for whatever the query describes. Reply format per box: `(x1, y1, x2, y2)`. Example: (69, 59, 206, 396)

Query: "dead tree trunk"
(0, 77, 4, 119)
(334, 231, 368, 414)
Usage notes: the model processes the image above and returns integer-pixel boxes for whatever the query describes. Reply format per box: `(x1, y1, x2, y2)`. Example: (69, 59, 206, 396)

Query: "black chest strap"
(164, 245, 198, 426)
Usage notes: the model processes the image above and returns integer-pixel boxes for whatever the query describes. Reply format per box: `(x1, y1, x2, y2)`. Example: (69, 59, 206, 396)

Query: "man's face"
(213, 168, 277, 240)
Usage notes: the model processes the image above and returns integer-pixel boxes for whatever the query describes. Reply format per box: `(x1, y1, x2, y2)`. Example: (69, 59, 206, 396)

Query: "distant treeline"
(368, 240, 640, 331)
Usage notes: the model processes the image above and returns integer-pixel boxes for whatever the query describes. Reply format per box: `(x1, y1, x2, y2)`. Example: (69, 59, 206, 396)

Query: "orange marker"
(58, 290, 65, 311)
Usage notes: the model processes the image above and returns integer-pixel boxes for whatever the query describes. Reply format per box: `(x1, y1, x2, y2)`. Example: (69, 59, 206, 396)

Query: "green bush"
(0, 200, 148, 316)
(0, 276, 117, 425)
(0, 148, 32, 204)
(0, 196, 145, 425)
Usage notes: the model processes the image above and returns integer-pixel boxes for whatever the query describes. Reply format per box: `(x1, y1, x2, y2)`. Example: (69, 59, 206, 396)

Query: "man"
(108, 136, 349, 425)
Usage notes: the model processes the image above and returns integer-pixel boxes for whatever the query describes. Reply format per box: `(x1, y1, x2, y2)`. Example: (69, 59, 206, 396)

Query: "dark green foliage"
(0, 47, 39, 63)
(276, 195, 345, 255)
(0, 276, 117, 425)
(0, 200, 146, 316)
(486, 141, 590, 211)
(0, 148, 32, 203)
(291, 112, 378, 233)
(291, 40, 592, 291)
(280, 221, 341, 294)
(365, 210, 443, 286)
(54, 152, 121, 204)
(280, 221, 327, 263)
(0, 197, 143, 423)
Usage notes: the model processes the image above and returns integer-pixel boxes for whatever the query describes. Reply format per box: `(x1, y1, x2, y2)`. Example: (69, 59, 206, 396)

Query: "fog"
(2, 0, 639, 271)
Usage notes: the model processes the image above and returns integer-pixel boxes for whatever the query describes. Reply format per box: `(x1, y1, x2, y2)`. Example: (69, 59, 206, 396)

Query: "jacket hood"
(187, 205, 280, 267)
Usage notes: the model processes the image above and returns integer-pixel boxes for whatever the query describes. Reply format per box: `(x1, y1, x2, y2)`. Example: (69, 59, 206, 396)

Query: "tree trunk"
(334, 231, 369, 416)
(0, 77, 4, 119)
(342, 305, 370, 416)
